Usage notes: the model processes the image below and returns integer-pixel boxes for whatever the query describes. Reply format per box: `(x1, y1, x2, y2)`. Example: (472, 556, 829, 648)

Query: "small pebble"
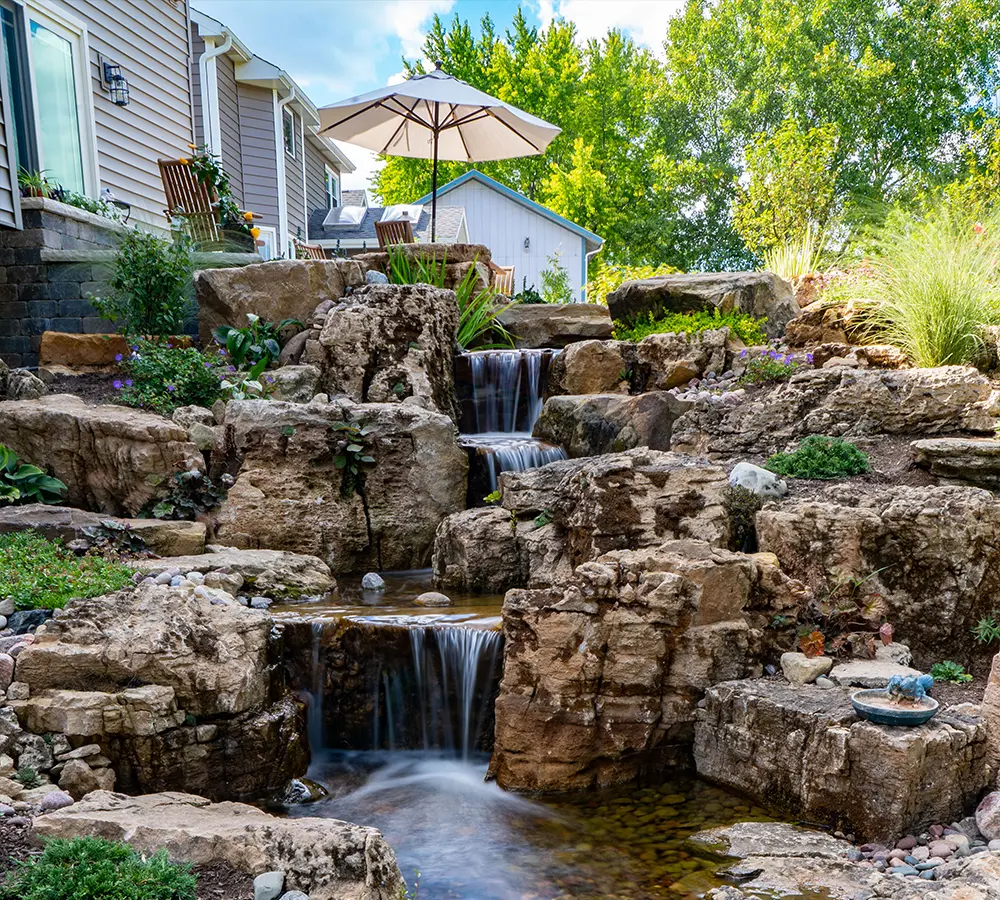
(186, 571, 205, 586)
(154, 572, 173, 585)
(896, 836, 918, 851)
(920, 870, 936, 880)
(888, 864, 919, 877)
(254, 871, 285, 900)
(0, 803, 13, 817)
(169, 576, 185, 587)
(815, 675, 835, 689)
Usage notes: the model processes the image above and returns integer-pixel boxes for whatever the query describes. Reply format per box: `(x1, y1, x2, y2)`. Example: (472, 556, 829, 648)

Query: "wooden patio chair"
(158, 158, 221, 244)
(294, 239, 328, 260)
(375, 218, 414, 248)
(490, 262, 515, 295)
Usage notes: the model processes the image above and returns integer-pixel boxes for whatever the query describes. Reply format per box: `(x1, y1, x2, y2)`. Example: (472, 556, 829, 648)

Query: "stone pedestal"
(693, 679, 987, 842)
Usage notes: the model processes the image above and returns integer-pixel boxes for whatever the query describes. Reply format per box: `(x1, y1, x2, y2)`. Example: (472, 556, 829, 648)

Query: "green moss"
(612, 308, 766, 345)
(0, 532, 133, 611)
(765, 435, 870, 480)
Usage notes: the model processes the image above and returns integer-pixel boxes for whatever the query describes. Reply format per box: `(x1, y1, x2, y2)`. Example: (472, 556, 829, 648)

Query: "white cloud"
(340, 145, 382, 193)
(536, 0, 685, 58)
(385, 0, 455, 60)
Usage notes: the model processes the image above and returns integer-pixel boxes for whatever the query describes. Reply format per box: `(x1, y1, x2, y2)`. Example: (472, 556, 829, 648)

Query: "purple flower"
(227, 365, 236, 372)
(114, 353, 123, 362)
(167, 384, 176, 393)
(125, 379, 133, 387)
(166, 343, 173, 350)
(112, 380, 123, 390)
(204, 362, 212, 368)
(739, 349, 748, 359)
(131, 344, 139, 352)
(806, 353, 814, 364)
(265, 375, 274, 384)
(783, 354, 793, 364)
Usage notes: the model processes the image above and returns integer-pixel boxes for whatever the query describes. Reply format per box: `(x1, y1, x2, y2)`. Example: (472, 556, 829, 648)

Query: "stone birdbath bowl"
(850, 689, 939, 726)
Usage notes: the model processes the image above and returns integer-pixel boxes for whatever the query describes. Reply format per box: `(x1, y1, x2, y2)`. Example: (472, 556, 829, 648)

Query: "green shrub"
(585, 262, 681, 306)
(930, 661, 973, 684)
(511, 279, 544, 304)
(0, 444, 67, 506)
(836, 204, 1000, 367)
(0, 532, 133, 611)
(539, 250, 573, 304)
(90, 229, 194, 336)
(766, 435, 870, 480)
(117, 339, 223, 415)
(0, 836, 197, 900)
(613, 308, 766, 345)
(142, 469, 233, 521)
(738, 349, 808, 385)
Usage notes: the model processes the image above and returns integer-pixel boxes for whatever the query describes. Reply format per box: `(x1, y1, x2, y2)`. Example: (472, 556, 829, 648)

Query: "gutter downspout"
(274, 88, 295, 256)
(199, 31, 232, 155)
(584, 243, 603, 303)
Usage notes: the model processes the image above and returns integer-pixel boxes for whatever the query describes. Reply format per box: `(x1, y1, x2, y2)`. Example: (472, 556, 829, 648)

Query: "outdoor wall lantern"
(102, 61, 130, 107)
(523, 236, 530, 250)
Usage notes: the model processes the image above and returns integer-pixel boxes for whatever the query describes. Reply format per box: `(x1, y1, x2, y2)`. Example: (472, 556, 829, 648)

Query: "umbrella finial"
(434, 59, 444, 70)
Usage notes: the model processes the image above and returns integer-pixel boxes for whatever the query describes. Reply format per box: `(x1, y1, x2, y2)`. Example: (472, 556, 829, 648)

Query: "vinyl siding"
(190, 29, 204, 147)
(216, 52, 243, 207)
(284, 110, 304, 238)
(237, 83, 279, 227)
(73, 0, 194, 228)
(304, 137, 327, 233)
(441, 180, 586, 300)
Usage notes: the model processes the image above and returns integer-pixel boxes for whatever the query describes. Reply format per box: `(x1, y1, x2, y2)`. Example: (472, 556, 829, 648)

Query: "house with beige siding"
(190, 7, 354, 260)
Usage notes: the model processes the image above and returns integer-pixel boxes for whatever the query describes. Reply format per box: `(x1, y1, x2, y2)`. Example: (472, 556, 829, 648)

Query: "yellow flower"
(250, 226, 261, 239)
(178, 157, 189, 165)
(187, 143, 197, 150)
(243, 211, 254, 222)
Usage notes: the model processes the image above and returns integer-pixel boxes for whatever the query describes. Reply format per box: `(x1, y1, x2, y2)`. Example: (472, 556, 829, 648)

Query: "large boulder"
(432, 507, 527, 593)
(304, 283, 460, 420)
(213, 398, 467, 573)
(911, 437, 1000, 488)
(33, 791, 404, 900)
(497, 303, 613, 349)
(194, 258, 362, 344)
(533, 392, 690, 457)
(0, 395, 203, 516)
(756, 484, 1000, 666)
(671, 366, 1000, 457)
(607, 272, 798, 339)
(489, 540, 797, 791)
(0, 504, 206, 556)
(694, 680, 988, 841)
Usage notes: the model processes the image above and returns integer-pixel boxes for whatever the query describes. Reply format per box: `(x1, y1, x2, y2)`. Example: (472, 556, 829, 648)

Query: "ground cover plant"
(116, 339, 223, 415)
(0, 532, 133, 611)
(766, 436, 870, 480)
(738, 349, 810, 385)
(0, 445, 67, 506)
(613, 308, 765, 345)
(930, 661, 973, 684)
(0, 836, 197, 900)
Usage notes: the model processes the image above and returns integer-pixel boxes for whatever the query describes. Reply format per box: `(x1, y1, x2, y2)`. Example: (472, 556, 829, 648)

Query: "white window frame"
(282, 106, 295, 157)
(22, 0, 98, 197)
(256, 224, 277, 261)
(325, 165, 339, 209)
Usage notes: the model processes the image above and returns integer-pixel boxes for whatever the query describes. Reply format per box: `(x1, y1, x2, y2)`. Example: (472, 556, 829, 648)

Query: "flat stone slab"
(829, 658, 923, 688)
(912, 437, 1000, 487)
(689, 822, 850, 860)
(693, 679, 987, 842)
(497, 303, 613, 348)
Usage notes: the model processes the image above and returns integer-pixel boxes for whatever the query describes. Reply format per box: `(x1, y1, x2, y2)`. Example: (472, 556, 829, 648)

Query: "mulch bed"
(931, 676, 986, 709)
(47, 373, 122, 405)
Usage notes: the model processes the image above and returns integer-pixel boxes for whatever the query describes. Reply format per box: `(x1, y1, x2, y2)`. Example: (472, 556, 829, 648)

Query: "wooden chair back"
(375, 218, 414, 248)
(490, 263, 515, 295)
(295, 240, 327, 260)
(158, 158, 221, 244)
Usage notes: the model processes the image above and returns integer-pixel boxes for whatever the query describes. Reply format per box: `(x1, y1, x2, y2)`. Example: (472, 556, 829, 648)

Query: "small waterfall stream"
(456, 349, 568, 495)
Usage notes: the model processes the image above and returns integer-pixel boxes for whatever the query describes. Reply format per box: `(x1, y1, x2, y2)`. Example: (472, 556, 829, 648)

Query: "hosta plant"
(213, 313, 301, 369)
(0, 444, 67, 506)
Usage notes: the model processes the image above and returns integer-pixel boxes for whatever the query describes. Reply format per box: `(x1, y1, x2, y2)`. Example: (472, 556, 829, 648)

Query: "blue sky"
(193, 0, 685, 189)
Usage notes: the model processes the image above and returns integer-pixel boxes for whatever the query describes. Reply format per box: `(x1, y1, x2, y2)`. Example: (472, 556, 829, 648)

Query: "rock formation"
(497, 304, 613, 349)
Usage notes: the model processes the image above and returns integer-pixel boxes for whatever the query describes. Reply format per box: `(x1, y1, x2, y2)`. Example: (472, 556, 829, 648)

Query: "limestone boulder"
(304, 283, 460, 420)
(533, 393, 690, 457)
(0, 395, 203, 516)
(0, 358, 46, 400)
(552, 340, 629, 395)
(269, 364, 321, 403)
(693, 679, 988, 842)
(10, 685, 186, 736)
(912, 437, 1000, 488)
(13, 586, 271, 717)
(756, 484, 1000, 666)
(213, 398, 467, 573)
(131, 547, 336, 600)
(607, 272, 799, 339)
(0, 504, 206, 557)
(195, 258, 362, 344)
(497, 304, 613, 349)
(671, 366, 1000, 457)
(490, 540, 784, 791)
(432, 507, 527, 593)
(59, 758, 115, 800)
(33, 791, 404, 900)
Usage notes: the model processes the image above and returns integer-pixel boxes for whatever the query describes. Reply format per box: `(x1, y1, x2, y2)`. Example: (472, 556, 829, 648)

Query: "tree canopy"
(371, 0, 1000, 272)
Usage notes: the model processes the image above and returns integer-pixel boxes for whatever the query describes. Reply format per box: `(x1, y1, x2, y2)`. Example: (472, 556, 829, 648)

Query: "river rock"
(212, 399, 467, 573)
(0, 395, 204, 516)
(690, 822, 850, 860)
(195, 258, 361, 345)
(304, 283, 460, 421)
(0, 653, 12, 692)
(693, 680, 987, 841)
(413, 591, 451, 607)
(533, 392, 689, 457)
(58, 758, 115, 800)
(671, 366, 1000, 457)
(254, 871, 285, 900)
(497, 304, 613, 349)
(490, 540, 802, 791)
(757, 483, 1000, 666)
(0, 504, 206, 557)
(780, 652, 833, 685)
(33, 790, 404, 900)
(131, 547, 335, 601)
(607, 271, 799, 339)
(361, 573, 385, 591)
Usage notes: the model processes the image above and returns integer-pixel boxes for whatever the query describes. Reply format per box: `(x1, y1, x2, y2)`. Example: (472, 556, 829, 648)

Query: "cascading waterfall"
(457, 348, 568, 493)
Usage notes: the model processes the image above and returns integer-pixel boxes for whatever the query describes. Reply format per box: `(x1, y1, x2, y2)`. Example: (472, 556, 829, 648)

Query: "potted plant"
(18, 168, 52, 199)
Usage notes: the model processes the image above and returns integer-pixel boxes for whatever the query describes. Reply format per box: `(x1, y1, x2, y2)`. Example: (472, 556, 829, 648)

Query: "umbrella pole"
(431, 101, 439, 243)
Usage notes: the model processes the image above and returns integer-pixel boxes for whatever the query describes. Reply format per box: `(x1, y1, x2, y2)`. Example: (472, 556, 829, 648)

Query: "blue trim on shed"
(415, 169, 604, 250)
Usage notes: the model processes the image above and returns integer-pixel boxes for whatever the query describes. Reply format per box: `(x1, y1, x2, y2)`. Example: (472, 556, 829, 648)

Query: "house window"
(0, 3, 33, 174)
(256, 225, 277, 261)
(325, 167, 339, 208)
(282, 107, 295, 157)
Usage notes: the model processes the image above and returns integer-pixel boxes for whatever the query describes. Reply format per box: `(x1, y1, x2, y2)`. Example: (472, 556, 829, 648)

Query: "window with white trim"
(256, 225, 277, 261)
(325, 166, 339, 209)
(282, 107, 295, 157)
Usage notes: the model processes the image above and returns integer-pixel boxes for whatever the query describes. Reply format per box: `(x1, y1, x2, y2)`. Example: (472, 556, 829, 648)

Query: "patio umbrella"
(318, 63, 561, 241)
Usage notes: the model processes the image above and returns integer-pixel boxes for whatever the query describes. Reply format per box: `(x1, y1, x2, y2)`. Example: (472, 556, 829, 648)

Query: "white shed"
(415, 170, 603, 301)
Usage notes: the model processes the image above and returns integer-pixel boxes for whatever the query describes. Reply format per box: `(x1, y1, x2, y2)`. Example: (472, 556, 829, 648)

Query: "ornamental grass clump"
(843, 204, 1000, 367)
(766, 435, 870, 480)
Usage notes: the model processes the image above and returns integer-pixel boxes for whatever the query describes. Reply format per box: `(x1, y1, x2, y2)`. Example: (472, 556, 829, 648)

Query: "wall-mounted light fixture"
(101, 59, 130, 107)
(523, 236, 530, 251)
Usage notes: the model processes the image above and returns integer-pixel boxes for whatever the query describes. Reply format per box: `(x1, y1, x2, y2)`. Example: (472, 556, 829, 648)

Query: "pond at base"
(283, 750, 776, 900)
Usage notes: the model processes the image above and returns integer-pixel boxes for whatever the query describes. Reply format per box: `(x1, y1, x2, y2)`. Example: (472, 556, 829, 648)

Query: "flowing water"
(456, 348, 568, 492)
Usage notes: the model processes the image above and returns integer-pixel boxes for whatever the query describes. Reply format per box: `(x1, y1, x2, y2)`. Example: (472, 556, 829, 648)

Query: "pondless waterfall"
(456, 349, 567, 498)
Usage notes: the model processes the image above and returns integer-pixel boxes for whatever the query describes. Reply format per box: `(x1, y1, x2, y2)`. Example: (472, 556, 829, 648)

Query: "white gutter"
(198, 32, 232, 155)
(274, 87, 294, 256)
(584, 243, 604, 302)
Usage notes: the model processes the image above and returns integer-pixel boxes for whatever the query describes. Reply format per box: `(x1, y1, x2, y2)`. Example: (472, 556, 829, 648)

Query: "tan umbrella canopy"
(318, 63, 561, 240)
